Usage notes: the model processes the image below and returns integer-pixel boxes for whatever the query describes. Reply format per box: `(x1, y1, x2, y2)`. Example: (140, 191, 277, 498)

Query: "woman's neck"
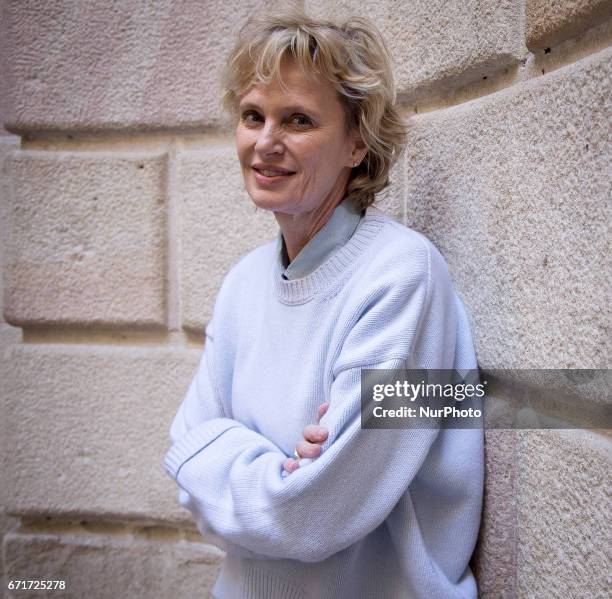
(274, 175, 350, 262)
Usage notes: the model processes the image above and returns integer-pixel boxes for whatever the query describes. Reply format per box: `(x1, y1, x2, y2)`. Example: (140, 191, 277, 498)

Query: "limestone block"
(176, 145, 278, 332)
(0, 135, 20, 319)
(2, 343, 201, 522)
(0, 325, 22, 499)
(306, 0, 526, 104)
(402, 46, 611, 368)
(0, 325, 21, 593)
(526, 0, 612, 49)
(472, 429, 518, 599)
(0, 127, 21, 588)
(0, 0, 13, 136)
(4, 151, 167, 328)
(3, 0, 300, 134)
(3, 529, 222, 599)
(516, 429, 611, 598)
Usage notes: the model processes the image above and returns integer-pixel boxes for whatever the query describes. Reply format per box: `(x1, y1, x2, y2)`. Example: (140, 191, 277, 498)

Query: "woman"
(164, 9, 484, 599)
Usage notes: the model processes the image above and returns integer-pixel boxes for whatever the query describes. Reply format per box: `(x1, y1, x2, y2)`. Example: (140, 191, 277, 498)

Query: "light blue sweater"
(164, 205, 484, 599)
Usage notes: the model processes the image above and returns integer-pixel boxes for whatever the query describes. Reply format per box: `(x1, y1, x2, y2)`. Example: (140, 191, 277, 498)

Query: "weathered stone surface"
(0, 326, 22, 510)
(2, 0, 300, 134)
(0, 0, 13, 136)
(526, 0, 612, 49)
(177, 145, 279, 331)
(306, 0, 526, 104)
(0, 134, 21, 591)
(0, 135, 20, 318)
(472, 429, 518, 599)
(3, 529, 223, 599)
(2, 343, 201, 522)
(516, 429, 611, 598)
(4, 151, 168, 328)
(402, 47, 611, 368)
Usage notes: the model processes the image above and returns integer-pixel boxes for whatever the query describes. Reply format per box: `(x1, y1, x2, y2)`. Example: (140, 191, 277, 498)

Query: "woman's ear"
(349, 138, 368, 168)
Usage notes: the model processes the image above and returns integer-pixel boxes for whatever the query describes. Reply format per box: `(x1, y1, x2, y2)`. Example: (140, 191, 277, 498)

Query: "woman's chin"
(248, 191, 292, 212)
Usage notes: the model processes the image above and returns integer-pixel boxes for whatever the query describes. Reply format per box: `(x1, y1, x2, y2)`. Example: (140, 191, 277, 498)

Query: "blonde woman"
(164, 10, 483, 599)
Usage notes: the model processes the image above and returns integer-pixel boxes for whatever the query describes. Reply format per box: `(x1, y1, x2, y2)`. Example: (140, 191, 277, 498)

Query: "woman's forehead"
(239, 65, 339, 110)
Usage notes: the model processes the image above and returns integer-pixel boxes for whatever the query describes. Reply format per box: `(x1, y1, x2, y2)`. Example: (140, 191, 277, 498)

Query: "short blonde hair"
(221, 9, 408, 210)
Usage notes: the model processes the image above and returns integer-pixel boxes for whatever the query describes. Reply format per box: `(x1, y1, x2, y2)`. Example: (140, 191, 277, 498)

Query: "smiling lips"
(252, 165, 296, 178)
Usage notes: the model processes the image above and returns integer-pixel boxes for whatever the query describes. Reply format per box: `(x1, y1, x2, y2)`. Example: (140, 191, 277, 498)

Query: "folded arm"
(165, 357, 438, 563)
(168, 324, 273, 560)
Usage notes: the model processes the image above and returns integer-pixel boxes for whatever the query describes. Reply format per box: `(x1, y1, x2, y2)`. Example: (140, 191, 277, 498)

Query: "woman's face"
(235, 59, 359, 215)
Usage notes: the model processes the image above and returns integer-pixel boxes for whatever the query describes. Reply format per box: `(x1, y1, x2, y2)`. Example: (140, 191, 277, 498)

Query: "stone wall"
(1, 1, 610, 597)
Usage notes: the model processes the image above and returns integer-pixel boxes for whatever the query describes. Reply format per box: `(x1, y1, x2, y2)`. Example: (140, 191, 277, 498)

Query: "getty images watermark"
(360, 369, 611, 429)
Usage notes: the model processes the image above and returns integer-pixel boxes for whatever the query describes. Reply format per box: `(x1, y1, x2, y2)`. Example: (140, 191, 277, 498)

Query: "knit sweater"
(164, 205, 484, 599)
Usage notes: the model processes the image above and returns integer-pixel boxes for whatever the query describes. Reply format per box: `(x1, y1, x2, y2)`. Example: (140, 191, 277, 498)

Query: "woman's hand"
(283, 402, 329, 474)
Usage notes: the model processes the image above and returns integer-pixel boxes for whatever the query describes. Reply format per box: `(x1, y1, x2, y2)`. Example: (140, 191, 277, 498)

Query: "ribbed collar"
(272, 205, 388, 304)
(279, 196, 364, 280)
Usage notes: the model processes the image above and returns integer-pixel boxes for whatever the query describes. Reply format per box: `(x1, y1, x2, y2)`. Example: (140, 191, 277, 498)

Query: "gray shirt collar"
(278, 197, 364, 280)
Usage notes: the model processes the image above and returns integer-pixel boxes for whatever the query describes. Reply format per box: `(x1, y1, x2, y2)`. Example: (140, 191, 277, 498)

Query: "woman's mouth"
(252, 167, 296, 184)
(253, 167, 295, 177)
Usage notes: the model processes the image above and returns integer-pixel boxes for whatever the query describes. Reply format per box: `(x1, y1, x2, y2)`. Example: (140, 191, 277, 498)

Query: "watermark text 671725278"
(7, 580, 66, 591)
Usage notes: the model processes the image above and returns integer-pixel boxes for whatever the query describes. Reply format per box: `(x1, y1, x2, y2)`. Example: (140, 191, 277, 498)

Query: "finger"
(302, 424, 328, 443)
(296, 440, 323, 459)
(283, 458, 299, 473)
(316, 402, 330, 423)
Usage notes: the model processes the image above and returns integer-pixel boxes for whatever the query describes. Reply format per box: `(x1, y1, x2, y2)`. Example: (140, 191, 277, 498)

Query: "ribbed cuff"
(164, 417, 242, 480)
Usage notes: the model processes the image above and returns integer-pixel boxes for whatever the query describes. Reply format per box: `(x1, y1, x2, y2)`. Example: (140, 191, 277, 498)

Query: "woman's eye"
(241, 111, 262, 124)
(239, 111, 312, 127)
(291, 114, 312, 127)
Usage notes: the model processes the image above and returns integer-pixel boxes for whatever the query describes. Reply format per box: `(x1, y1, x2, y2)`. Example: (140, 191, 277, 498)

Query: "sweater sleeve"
(168, 320, 272, 560)
(164, 241, 460, 563)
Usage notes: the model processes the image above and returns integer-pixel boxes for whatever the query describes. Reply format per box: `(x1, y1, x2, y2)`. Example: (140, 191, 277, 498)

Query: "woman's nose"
(254, 122, 284, 156)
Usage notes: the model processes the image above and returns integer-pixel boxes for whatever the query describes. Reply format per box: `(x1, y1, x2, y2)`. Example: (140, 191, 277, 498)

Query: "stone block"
(1, 324, 22, 593)
(4, 151, 167, 328)
(3, 528, 222, 599)
(306, 0, 526, 105)
(2, 343, 201, 522)
(176, 145, 278, 332)
(3, 0, 300, 133)
(402, 47, 611, 368)
(526, 0, 612, 49)
(1, 325, 23, 595)
(0, 0, 13, 136)
(0, 135, 20, 319)
(516, 429, 611, 598)
(472, 429, 518, 599)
